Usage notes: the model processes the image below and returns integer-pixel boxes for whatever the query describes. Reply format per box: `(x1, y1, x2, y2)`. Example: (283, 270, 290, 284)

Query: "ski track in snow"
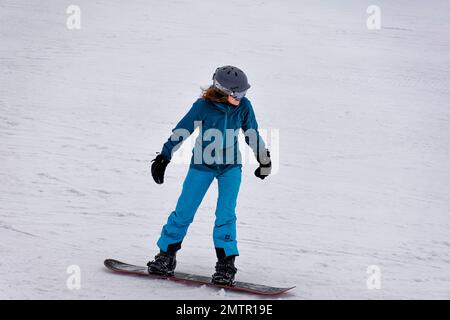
(1, 0, 450, 299)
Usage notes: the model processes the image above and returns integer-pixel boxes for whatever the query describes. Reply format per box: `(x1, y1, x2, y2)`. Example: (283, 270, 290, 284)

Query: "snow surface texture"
(1, 0, 450, 299)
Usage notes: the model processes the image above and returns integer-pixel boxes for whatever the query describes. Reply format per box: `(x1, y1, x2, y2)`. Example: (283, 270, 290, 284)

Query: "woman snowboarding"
(147, 66, 271, 286)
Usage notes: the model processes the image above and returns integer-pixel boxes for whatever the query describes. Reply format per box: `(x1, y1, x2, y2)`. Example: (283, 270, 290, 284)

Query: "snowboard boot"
(212, 249, 237, 286)
(147, 242, 181, 276)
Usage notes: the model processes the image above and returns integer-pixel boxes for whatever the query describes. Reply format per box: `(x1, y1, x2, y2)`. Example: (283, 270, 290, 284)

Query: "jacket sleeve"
(160, 100, 202, 160)
(241, 99, 266, 157)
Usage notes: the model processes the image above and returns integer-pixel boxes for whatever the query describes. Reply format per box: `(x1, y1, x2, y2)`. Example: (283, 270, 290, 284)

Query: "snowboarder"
(147, 66, 271, 286)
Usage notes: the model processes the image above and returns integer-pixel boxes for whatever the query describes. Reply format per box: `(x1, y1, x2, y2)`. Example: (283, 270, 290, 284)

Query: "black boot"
(147, 242, 181, 276)
(147, 251, 176, 276)
(212, 249, 237, 286)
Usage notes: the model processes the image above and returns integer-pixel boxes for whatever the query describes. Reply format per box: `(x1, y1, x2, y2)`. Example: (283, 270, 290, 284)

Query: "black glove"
(254, 149, 271, 180)
(151, 154, 170, 184)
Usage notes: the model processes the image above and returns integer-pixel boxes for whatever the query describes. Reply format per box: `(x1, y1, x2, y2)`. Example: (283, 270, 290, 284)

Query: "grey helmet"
(212, 66, 250, 99)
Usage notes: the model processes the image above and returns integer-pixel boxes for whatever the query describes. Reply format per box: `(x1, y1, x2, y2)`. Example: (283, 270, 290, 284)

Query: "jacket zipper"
(222, 107, 228, 166)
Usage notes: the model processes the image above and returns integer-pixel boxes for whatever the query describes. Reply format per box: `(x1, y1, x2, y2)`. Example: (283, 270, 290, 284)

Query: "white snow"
(1, 0, 450, 299)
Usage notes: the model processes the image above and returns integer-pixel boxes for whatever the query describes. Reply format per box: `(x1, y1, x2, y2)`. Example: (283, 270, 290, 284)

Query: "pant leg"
(213, 166, 242, 257)
(157, 168, 215, 252)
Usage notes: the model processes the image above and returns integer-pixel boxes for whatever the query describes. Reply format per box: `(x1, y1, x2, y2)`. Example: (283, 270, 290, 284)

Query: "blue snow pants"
(157, 166, 242, 257)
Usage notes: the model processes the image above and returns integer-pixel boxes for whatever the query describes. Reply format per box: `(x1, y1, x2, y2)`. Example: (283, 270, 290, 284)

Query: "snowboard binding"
(147, 251, 177, 277)
(211, 255, 237, 286)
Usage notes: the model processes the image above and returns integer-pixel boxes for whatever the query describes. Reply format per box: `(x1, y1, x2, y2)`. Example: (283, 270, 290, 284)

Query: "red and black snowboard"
(104, 259, 295, 296)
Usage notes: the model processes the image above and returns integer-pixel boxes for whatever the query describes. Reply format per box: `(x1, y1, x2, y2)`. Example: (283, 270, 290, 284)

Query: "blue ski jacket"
(160, 97, 266, 173)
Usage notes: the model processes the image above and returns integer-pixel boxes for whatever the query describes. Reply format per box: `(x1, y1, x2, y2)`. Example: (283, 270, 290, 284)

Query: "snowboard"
(104, 259, 295, 296)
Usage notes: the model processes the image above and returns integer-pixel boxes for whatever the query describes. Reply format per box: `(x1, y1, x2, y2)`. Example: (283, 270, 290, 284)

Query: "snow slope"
(1, 0, 449, 299)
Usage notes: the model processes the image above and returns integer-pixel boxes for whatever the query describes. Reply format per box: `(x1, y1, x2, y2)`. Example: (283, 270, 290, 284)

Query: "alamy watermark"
(366, 5, 381, 30)
(66, 5, 81, 30)
(66, 265, 81, 290)
(366, 265, 382, 290)
(167, 124, 279, 174)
